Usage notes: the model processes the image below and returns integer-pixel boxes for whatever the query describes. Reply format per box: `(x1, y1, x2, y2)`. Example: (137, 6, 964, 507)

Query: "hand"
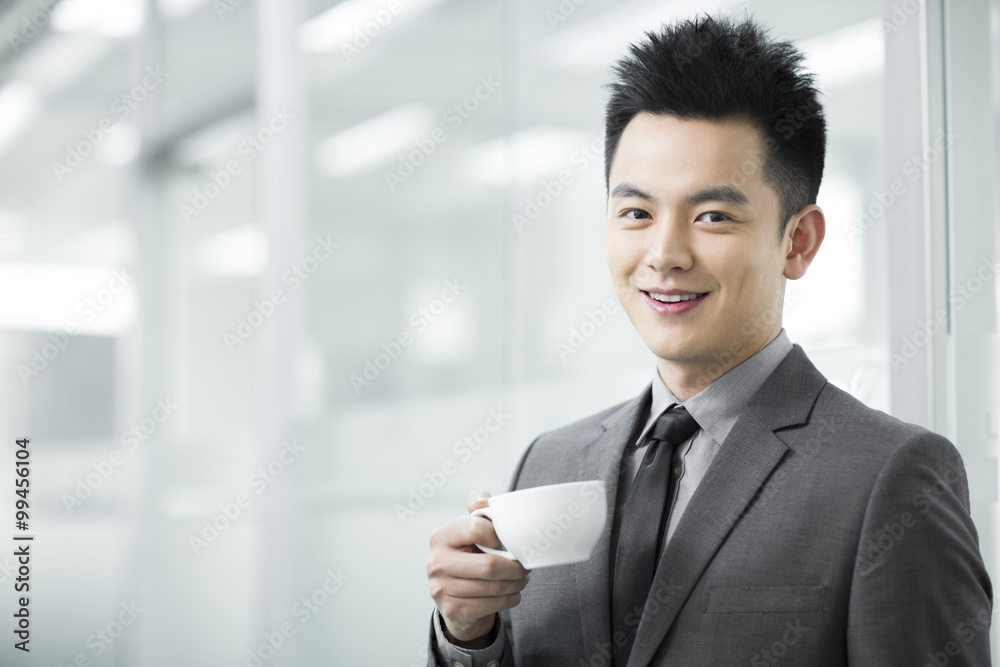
(427, 490, 531, 647)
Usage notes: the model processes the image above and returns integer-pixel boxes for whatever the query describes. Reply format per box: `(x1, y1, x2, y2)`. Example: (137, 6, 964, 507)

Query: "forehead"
(610, 112, 772, 199)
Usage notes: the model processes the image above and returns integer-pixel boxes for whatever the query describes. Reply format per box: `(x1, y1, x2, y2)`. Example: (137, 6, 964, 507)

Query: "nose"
(642, 215, 694, 279)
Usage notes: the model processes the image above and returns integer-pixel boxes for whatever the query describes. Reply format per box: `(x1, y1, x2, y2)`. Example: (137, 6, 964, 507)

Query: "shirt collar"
(641, 328, 794, 446)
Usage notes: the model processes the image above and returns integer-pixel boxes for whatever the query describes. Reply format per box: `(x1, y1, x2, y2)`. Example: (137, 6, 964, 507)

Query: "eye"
(696, 211, 731, 223)
(622, 208, 651, 221)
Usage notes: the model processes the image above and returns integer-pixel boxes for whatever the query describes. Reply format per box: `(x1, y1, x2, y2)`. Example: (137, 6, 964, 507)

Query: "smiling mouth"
(642, 291, 709, 303)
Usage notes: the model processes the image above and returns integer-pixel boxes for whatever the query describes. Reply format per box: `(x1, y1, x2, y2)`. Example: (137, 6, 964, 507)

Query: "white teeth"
(647, 292, 703, 303)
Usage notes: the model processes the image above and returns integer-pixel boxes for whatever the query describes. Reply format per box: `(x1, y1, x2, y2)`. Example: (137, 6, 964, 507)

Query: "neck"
(656, 328, 781, 401)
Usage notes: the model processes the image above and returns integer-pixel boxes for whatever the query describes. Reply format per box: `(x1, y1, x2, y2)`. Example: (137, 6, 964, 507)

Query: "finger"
(467, 489, 491, 513)
(470, 515, 503, 550)
(431, 514, 503, 551)
(437, 572, 529, 599)
(436, 549, 530, 581)
(436, 592, 523, 622)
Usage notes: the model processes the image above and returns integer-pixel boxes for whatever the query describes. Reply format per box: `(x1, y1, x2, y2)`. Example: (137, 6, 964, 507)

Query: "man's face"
(605, 113, 794, 385)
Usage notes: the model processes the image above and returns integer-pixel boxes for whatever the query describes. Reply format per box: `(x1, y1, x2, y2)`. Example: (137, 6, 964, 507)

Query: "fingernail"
(469, 490, 490, 503)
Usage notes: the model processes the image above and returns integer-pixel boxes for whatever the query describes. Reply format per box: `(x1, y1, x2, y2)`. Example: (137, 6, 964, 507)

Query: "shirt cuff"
(431, 609, 505, 667)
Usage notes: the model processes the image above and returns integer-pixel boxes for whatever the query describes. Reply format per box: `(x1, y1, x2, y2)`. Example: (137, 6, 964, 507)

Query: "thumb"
(467, 489, 491, 514)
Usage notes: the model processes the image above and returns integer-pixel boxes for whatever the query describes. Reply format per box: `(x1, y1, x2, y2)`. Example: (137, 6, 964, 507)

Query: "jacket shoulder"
(811, 380, 941, 451)
(536, 397, 633, 442)
(793, 380, 966, 493)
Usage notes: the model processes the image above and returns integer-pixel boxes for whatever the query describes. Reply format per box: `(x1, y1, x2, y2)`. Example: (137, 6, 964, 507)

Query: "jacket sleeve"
(847, 430, 992, 664)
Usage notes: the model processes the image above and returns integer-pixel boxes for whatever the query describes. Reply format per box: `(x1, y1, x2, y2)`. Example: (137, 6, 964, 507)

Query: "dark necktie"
(611, 404, 699, 667)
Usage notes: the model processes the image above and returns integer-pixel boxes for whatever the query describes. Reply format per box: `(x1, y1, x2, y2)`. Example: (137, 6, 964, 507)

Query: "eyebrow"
(609, 182, 751, 208)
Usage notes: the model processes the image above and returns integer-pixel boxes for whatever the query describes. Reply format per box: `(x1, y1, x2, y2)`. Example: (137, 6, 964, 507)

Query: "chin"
(647, 340, 703, 364)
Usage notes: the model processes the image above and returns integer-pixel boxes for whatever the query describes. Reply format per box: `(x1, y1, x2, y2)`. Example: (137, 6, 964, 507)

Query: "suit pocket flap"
(705, 585, 826, 614)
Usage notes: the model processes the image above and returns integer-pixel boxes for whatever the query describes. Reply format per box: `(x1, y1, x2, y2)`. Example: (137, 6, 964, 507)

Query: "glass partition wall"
(0, 0, 994, 664)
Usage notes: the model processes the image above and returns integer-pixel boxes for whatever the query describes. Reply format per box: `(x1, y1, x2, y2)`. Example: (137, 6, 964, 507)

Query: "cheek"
(695, 242, 744, 289)
(703, 262, 776, 314)
(605, 233, 636, 281)
(729, 259, 783, 310)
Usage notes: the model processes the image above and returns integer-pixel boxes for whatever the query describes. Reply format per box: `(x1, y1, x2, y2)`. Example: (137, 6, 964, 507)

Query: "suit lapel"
(627, 345, 828, 667)
(573, 383, 652, 662)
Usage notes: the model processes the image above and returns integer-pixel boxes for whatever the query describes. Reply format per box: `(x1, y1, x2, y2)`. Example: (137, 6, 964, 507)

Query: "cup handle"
(470, 506, 517, 560)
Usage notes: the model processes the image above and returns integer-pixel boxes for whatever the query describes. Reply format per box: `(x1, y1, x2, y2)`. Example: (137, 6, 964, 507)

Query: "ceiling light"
(196, 224, 270, 278)
(0, 83, 39, 156)
(799, 18, 884, 92)
(52, 0, 145, 38)
(539, 0, 739, 70)
(456, 126, 588, 186)
(299, 0, 446, 54)
(315, 104, 435, 177)
(0, 262, 135, 335)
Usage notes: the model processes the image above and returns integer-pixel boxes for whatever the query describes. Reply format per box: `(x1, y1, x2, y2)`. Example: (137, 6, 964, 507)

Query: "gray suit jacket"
(436, 344, 992, 666)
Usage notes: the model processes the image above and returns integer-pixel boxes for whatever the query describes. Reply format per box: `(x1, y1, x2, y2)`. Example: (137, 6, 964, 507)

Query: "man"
(425, 15, 992, 666)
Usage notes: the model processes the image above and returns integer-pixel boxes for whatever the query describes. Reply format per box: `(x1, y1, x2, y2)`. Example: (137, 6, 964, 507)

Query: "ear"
(783, 205, 825, 280)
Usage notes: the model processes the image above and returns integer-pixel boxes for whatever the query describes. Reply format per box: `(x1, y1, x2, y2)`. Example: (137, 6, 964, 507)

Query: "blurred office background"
(0, 0, 996, 664)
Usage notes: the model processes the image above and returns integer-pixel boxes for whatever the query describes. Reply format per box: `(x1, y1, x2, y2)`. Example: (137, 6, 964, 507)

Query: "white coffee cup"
(470, 480, 606, 569)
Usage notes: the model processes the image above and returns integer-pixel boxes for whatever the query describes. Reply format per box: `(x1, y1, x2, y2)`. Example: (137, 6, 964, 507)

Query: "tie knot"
(648, 405, 699, 446)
